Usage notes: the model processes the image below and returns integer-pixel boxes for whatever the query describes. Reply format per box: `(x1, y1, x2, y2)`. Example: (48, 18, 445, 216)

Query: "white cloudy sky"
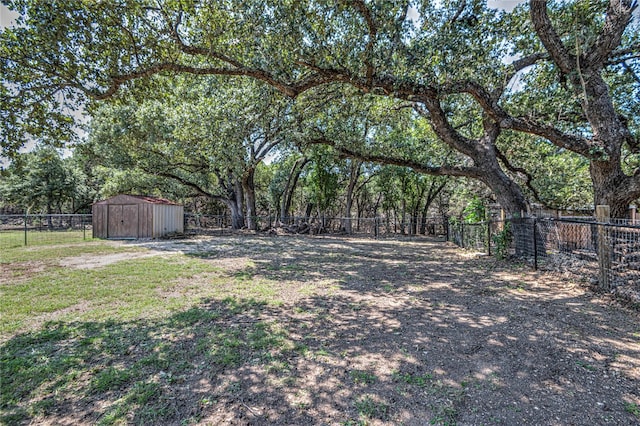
(0, 4, 18, 28)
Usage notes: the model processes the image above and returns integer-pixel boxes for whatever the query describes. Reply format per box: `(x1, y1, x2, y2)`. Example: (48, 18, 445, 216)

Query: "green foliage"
(496, 132, 592, 210)
(349, 370, 377, 385)
(392, 371, 434, 388)
(625, 402, 640, 418)
(2, 0, 637, 216)
(492, 222, 512, 260)
(463, 197, 486, 224)
(0, 146, 94, 213)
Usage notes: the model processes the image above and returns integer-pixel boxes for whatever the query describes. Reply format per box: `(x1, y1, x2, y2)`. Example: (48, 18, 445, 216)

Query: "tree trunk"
(242, 167, 257, 230)
(224, 199, 244, 230)
(420, 180, 448, 234)
(280, 157, 308, 224)
(528, 2, 639, 219)
(400, 199, 407, 235)
(229, 179, 245, 229)
(591, 161, 635, 219)
(479, 160, 528, 217)
(342, 160, 362, 234)
(304, 203, 314, 222)
(582, 74, 636, 218)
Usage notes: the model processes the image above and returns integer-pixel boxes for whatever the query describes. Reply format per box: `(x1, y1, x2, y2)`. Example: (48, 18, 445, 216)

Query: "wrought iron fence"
(0, 214, 92, 249)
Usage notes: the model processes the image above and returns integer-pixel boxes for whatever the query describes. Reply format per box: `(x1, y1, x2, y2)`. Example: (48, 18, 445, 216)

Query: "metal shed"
(92, 195, 184, 239)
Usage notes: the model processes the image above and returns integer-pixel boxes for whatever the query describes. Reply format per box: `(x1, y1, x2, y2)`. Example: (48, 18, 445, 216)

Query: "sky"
(488, 1, 524, 11)
(0, 4, 18, 28)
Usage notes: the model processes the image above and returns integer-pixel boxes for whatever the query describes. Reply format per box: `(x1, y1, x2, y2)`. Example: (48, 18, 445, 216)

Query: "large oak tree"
(1, 0, 637, 216)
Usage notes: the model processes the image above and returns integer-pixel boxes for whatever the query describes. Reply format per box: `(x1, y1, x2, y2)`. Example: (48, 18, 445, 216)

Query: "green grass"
(0, 298, 291, 425)
(1, 243, 140, 264)
(0, 255, 222, 335)
(354, 395, 389, 421)
(0, 230, 91, 249)
(1, 239, 294, 426)
(350, 370, 377, 385)
(625, 402, 640, 417)
(393, 371, 434, 387)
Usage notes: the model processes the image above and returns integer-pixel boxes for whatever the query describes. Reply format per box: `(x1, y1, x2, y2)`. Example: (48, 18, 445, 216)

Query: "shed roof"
(93, 194, 181, 206)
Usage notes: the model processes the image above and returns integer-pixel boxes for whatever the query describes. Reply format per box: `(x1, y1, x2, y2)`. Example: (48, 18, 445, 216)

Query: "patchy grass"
(350, 370, 377, 385)
(0, 255, 221, 335)
(393, 371, 434, 387)
(1, 235, 640, 425)
(1, 243, 140, 264)
(626, 402, 640, 418)
(0, 230, 91, 250)
(354, 395, 389, 421)
(0, 299, 290, 425)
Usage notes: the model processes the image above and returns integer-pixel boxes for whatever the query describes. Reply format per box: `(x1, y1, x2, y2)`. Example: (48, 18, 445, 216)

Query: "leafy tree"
(85, 76, 291, 229)
(463, 196, 486, 223)
(0, 146, 78, 214)
(1, 0, 637, 216)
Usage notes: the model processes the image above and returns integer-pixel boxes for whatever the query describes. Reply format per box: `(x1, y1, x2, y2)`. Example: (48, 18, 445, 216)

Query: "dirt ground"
(5, 234, 640, 425)
(125, 234, 640, 425)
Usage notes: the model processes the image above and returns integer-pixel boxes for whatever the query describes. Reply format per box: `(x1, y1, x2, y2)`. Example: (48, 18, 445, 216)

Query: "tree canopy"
(1, 0, 638, 216)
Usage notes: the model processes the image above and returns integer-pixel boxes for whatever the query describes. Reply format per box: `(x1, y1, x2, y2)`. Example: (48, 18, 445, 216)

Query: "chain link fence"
(0, 214, 92, 249)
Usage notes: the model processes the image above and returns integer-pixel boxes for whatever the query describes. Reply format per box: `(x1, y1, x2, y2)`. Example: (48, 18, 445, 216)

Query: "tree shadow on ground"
(3, 235, 640, 425)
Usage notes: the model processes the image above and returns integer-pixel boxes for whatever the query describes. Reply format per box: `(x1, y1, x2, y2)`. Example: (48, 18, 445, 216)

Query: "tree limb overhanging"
(307, 137, 483, 179)
(1, 0, 638, 216)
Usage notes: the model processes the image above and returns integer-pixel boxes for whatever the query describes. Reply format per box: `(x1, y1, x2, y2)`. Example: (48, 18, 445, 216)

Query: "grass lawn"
(1, 238, 296, 425)
(0, 230, 91, 249)
(1, 235, 639, 425)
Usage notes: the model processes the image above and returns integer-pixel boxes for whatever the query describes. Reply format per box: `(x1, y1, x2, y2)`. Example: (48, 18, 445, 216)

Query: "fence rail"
(183, 213, 448, 238)
(448, 217, 640, 302)
(4, 212, 637, 303)
(0, 214, 92, 248)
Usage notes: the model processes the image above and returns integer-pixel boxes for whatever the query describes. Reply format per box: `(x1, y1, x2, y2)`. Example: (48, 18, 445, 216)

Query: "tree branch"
(92, 62, 302, 100)
(347, 0, 378, 85)
(494, 146, 543, 204)
(453, 80, 595, 158)
(530, 0, 575, 74)
(414, 100, 478, 158)
(307, 137, 483, 179)
(586, 0, 637, 68)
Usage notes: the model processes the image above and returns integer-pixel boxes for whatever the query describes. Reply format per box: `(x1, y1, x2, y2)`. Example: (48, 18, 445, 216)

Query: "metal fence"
(0, 214, 92, 249)
(448, 217, 640, 302)
(184, 213, 448, 239)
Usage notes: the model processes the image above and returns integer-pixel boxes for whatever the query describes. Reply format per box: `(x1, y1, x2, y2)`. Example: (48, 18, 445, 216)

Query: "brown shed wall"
(92, 195, 182, 239)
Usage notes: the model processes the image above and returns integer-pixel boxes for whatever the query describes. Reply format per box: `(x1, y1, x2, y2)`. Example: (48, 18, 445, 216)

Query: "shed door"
(107, 204, 139, 238)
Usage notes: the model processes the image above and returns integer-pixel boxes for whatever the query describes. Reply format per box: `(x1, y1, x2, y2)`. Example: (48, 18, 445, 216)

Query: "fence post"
(596, 205, 611, 290)
(461, 223, 465, 248)
(487, 220, 491, 256)
(533, 218, 538, 270)
(445, 218, 449, 242)
(24, 213, 28, 246)
(83, 215, 86, 240)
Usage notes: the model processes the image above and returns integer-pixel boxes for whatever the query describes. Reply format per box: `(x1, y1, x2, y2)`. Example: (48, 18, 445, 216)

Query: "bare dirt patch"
(59, 250, 165, 269)
(2, 235, 639, 425)
(129, 235, 640, 424)
(0, 261, 50, 284)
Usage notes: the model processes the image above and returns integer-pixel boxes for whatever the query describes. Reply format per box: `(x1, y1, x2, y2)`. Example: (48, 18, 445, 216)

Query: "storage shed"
(92, 195, 184, 239)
